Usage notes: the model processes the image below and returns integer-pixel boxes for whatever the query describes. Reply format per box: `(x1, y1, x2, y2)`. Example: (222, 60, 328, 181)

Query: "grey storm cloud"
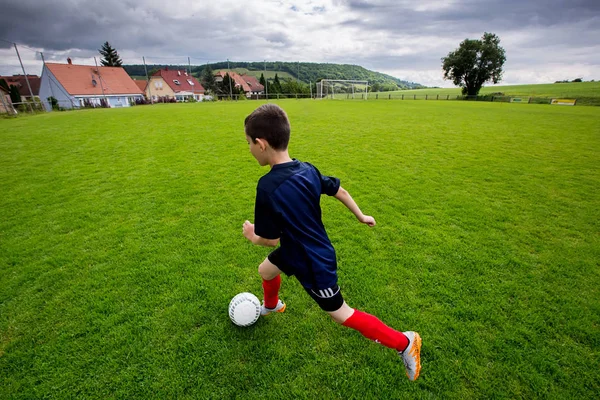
(340, 0, 600, 34)
(0, 0, 598, 85)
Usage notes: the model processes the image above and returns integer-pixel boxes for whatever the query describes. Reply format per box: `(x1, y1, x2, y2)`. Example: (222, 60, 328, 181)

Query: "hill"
(122, 62, 424, 90)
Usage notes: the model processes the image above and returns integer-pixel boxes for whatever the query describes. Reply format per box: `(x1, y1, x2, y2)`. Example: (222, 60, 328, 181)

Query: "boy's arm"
(243, 221, 280, 247)
(334, 186, 376, 226)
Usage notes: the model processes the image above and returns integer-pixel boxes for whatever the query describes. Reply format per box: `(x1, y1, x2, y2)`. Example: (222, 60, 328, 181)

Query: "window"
(187, 79, 194, 86)
(173, 79, 181, 85)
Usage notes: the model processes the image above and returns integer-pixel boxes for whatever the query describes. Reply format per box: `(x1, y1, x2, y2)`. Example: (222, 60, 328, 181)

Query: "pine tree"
(99, 42, 123, 67)
(272, 73, 282, 93)
(219, 73, 235, 97)
(259, 73, 266, 87)
(201, 65, 217, 93)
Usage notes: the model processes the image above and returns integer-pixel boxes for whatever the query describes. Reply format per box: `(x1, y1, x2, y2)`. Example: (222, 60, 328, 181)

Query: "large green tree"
(201, 65, 217, 93)
(219, 73, 238, 96)
(442, 32, 506, 96)
(99, 42, 123, 67)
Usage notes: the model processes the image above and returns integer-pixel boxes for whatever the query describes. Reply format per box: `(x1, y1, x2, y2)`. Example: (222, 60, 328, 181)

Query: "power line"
(0, 38, 42, 54)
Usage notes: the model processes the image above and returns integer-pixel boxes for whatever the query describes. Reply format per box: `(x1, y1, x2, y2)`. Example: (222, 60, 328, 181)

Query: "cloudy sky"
(0, 0, 598, 87)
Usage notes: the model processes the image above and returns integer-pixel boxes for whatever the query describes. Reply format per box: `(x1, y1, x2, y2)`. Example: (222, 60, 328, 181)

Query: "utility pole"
(227, 58, 233, 100)
(264, 60, 268, 100)
(13, 43, 35, 101)
(188, 56, 191, 76)
(143, 56, 153, 104)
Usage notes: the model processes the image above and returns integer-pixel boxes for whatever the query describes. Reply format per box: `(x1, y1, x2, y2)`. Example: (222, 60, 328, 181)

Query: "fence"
(325, 92, 599, 106)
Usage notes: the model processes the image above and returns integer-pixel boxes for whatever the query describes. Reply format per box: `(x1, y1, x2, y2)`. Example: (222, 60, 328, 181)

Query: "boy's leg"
(328, 302, 409, 352)
(258, 257, 283, 309)
(257, 250, 289, 316)
(305, 285, 421, 380)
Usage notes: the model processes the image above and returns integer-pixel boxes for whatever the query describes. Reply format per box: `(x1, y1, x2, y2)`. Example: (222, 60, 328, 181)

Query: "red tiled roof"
(133, 79, 148, 92)
(242, 75, 264, 92)
(0, 75, 41, 96)
(214, 71, 263, 92)
(152, 69, 205, 94)
(44, 63, 143, 96)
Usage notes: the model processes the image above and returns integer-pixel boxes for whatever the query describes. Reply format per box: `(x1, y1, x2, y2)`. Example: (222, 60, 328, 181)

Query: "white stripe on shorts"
(313, 286, 340, 299)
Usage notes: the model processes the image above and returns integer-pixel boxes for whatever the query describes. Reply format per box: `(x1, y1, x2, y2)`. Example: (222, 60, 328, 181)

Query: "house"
(38, 59, 144, 111)
(214, 71, 264, 97)
(133, 79, 148, 94)
(145, 73, 176, 102)
(0, 86, 16, 114)
(0, 74, 41, 101)
(239, 75, 264, 96)
(152, 68, 205, 101)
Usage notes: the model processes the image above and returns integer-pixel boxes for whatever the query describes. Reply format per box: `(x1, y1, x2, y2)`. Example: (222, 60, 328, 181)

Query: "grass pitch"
(1, 100, 599, 398)
(385, 81, 600, 99)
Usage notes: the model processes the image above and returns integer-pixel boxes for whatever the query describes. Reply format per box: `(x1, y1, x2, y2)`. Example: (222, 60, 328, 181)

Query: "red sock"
(342, 310, 409, 351)
(262, 275, 281, 309)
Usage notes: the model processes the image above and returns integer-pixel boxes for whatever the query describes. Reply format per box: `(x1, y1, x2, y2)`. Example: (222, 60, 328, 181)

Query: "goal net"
(316, 79, 369, 100)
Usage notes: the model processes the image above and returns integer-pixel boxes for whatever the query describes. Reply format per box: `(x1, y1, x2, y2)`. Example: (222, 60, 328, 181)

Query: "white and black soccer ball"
(229, 292, 261, 327)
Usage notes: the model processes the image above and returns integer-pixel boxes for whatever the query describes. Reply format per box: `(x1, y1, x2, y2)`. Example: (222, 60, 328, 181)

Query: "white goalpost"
(316, 79, 369, 100)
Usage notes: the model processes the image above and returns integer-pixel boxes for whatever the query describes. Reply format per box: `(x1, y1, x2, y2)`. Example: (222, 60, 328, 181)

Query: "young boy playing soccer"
(242, 104, 422, 381)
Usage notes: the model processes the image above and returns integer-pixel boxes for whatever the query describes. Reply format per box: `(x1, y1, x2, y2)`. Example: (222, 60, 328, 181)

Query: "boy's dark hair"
(244, 104, 290, 150)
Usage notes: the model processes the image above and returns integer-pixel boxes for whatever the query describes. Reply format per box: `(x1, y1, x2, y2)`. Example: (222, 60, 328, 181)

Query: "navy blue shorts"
(268, 248, 344, 312)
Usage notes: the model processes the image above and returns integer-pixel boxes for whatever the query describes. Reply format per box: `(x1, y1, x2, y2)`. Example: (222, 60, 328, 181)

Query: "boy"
(242, 104, 421, 381)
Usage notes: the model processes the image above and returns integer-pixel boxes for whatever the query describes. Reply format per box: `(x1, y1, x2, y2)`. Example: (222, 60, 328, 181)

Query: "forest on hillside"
(123, 61, 424, 90)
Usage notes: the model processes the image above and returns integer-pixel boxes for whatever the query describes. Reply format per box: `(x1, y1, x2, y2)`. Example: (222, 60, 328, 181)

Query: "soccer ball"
(229, 292, 261, 327)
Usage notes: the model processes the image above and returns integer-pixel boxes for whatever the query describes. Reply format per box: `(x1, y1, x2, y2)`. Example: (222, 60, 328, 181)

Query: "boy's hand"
(359, 215, 376, 227)
(243, 220, 256, 241)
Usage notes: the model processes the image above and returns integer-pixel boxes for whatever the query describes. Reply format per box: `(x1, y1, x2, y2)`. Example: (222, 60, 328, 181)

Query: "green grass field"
(384, 81, 600, 98)
(1, 101, 599, 398)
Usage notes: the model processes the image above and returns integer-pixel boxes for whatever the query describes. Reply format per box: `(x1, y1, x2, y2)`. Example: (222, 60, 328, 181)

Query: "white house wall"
(39, 66, 78, 111)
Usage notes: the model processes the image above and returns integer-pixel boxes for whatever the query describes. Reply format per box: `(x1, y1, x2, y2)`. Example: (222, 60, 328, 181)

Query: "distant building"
(0, 86, 16, 114)
(214, 71, 264, 96)
(152, 68, 205, 101)
(39, 59, 144, 111)
(0, 74, 41, 101)
(133, 79, 148, 94)
(146, 73, 176, 102)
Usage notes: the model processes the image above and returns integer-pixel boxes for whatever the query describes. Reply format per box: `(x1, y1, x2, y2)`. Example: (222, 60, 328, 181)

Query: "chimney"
(67, 57, 72, 65)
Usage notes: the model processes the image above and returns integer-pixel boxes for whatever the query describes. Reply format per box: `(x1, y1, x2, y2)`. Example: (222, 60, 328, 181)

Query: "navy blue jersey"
(254, 159, 340, 289)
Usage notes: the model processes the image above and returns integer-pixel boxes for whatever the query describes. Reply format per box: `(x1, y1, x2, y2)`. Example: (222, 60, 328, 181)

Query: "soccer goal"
(316, 79, 369, 100)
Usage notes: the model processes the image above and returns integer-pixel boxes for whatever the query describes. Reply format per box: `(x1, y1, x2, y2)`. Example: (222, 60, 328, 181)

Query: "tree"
(9, 85, 21, 104)
(219, 73, 236, 97)
(201, 65, 217, 93)
(441, 32, 506, 96)
(259, 73, 266, 88)
(99, 42, 123, 67)
(271, 73, 282, 93)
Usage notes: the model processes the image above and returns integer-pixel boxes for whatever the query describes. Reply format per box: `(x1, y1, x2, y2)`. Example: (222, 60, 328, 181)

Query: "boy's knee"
(258, 260, 278, 280)
(327, 303, 355, 324)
